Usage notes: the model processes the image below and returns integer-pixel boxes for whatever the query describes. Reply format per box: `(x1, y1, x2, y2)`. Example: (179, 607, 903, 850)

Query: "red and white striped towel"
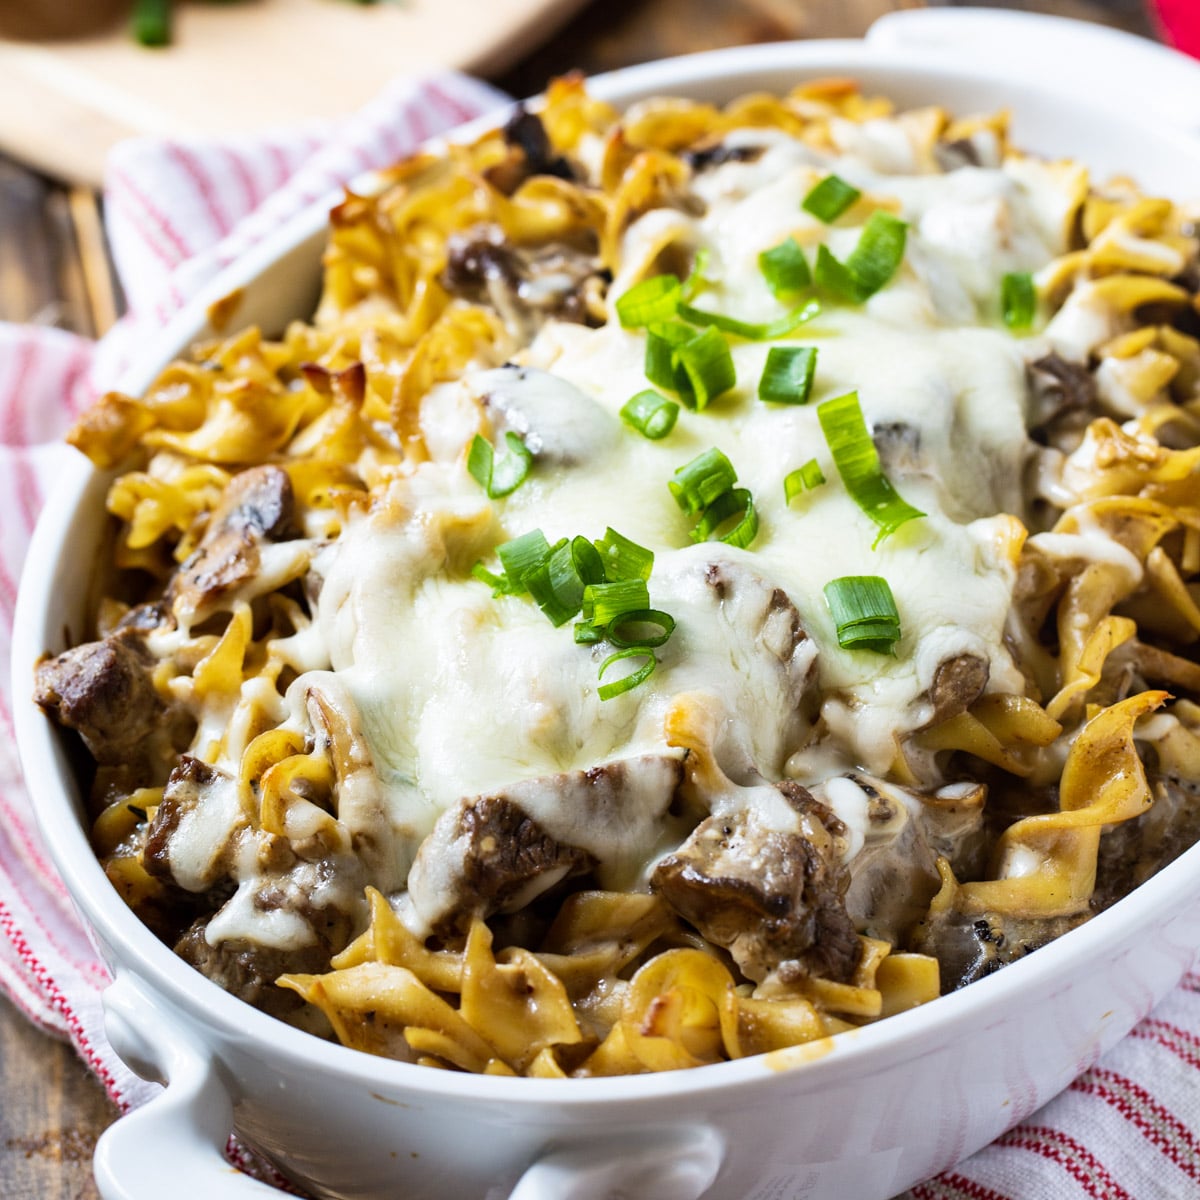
(2, 57, 1200, 1200)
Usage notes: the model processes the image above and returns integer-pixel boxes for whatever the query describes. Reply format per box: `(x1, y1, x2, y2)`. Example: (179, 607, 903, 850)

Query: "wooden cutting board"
(0, 0, 589, 185)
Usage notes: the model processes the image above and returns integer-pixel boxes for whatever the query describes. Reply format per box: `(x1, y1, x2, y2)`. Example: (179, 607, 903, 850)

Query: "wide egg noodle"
(43, 75, 1200, 1075)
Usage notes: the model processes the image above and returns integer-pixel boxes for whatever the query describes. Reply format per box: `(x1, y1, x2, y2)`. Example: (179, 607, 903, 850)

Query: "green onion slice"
(691, 487, 758, 548)
(594, 528, 654, 582)
(616, 274, 682, 329)
(683, 248, 711, 300)
(669, 448, 739, 516)
(784, 459, 826, 504)
(846, 212, 908, 295)
(759, 237, 812, 298)
(571, 536, 606, 587)
(817, 391, 925, 547)
(673, 325, 737, 409)
(803, 175, 862, 223)
(758, 345, 817, 405)
(574, 620, 605, 645)
(495, 529, 551, 591)
(471, 561, 515, 596)
(621, 389, 680, 440)
(467, 432, 532, 499)
(524, 539, 583, 627)
(597, 647, 658, 701)
(677, 298, 820, 342)
(814, 212, 908, 303)
(813, 244, 866, 304)
(645, 321, 693, 391)
(607, 608, 676, 649)
(1002, 271, 1036, 331)
(583, 579, 651, 626)
(823, 575, 901, 654)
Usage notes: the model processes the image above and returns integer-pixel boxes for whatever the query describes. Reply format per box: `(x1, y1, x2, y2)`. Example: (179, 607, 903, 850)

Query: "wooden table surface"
(0, 0, 1162, 1196)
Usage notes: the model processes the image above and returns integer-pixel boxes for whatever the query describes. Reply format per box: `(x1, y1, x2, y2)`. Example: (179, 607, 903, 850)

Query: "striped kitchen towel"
(1, 54, 1199, 1200)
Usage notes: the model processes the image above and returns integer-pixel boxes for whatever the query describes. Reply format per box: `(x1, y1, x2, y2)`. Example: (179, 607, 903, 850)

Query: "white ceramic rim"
(14, 30, 1200, 1112)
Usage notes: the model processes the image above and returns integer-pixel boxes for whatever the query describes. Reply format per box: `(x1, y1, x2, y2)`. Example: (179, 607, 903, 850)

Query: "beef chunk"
(167, 464, 296, 618)
(143, 756, 244, 892)
(1093, 771, 1200, 910)
(175, 919, 331, 1020)
(405, 755, 683, 939)
(652, 793, 860, 985)
(411, 795, 593, 940)
(34, 628, 175, 770)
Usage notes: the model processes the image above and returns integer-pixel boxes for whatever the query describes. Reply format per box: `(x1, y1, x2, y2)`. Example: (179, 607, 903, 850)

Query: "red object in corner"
(1152, 0, 1200, 58)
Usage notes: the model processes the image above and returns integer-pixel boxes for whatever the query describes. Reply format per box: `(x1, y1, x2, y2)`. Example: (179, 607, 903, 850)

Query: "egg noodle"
(36, 77, 1200, 1077)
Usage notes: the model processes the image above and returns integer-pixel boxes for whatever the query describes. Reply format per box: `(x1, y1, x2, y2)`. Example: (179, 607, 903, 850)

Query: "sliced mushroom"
(442, 225, 606, 332)
(925, 653, 990, 727)
(166, 464, 299, 621)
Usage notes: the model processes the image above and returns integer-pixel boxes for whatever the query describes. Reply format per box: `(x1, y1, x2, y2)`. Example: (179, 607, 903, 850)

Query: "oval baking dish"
(13, 15, 1200, 1200)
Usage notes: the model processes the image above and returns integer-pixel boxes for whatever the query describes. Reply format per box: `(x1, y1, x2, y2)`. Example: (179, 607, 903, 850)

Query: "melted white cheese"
(270, 125, 1080, 927)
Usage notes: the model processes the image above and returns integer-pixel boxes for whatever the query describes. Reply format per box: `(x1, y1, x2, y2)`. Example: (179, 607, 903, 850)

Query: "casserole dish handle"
(94, 972, 281, 1200)
(509, 1125, 725, 1200)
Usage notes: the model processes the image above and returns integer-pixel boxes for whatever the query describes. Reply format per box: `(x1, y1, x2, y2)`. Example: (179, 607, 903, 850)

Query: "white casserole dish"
(13, 12, 1200, 1200)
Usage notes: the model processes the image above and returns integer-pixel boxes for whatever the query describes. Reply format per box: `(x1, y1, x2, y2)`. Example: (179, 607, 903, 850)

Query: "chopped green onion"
(691, 487, 758, 548)
(621, 389, 680, 440)
(583, 579, 651, 626)
(847, 212, 908, 295)
(574, 620, 605, 644)
(1002, 271, 1036, 330)
(759, 237, 812, 298)
(669, 448, 739, 516)
(784, 459, 826, 503)
(823, 575, 901, 654)
(817, 391, 925, 547)
(471, 561, 516, 596)
(597, 647, 658, 700)
(524, 539, 584, 627)
(616, 274, 682, 329)
(815, 212, 908, 303)
(467, 432, 532, 499)
(814, 244, 866, 303)
(758, 345, 817, 405)
(496, 529, 551, 591)
(645, 321, 694, 391)
(132, 0, 171, 45)
(607, 608, 676, 648)
(594, 528, 654, 582)
(803, 174, 862, 223)
(836, 620, 902, 652)
(677, 298, 821, 342)
(673, 325, 737, 409)
(683, 248, 711, 300)
(571, 536, 606, 587)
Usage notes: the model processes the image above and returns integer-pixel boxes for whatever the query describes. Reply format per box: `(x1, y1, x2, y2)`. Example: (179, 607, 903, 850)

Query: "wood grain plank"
(0, 995, 107, 1200)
